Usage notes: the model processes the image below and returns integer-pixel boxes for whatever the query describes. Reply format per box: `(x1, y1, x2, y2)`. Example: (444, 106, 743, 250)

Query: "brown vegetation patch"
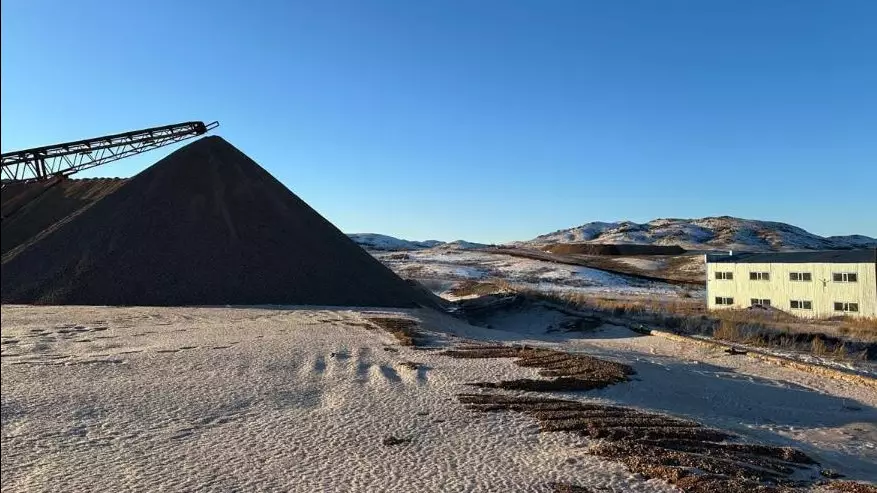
(711, 318, 874, 360)
(366, 317, 423, 346)
(448, 280, 514, 297)
(838, 317, 877, 343)
(458, 393, 818, 492)
(443, 346, 633, 392)
(549, 483, 593, 493)
(829, 481, 877, 493)
(520, 289, 876, 360)
(672, 475, 781, 493)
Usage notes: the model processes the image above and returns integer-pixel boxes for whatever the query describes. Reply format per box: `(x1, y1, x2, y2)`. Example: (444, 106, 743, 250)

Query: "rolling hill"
(525, 216, 877, 252)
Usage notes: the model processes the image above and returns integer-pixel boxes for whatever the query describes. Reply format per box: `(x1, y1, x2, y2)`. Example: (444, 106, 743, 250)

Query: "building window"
(790, 300, 812, 310)
(750, 298, 771, 307)
(715, 297, 734, 306)
(749, 272, 770, 281)
(834, 302, 859, 313)
(832, 273, 858, 283)
(789, 272, 812, 282)
(715, 271, 733, 280)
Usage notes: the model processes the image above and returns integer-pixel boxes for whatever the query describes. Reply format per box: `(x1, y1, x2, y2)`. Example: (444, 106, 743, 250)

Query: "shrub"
(713, 320, 742, 342)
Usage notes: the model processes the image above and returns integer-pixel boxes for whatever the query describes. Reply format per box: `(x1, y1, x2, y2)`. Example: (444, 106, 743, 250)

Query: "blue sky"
(2, 0, 875, 243)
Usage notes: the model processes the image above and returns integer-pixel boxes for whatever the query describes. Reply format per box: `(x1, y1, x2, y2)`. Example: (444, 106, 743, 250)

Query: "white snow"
(374, 249, 681, 297)
(613, 257, 665, 271)
(571, 326, 877, 481)
(2, 305, 875, 491)
(437, 315, 877, 484)
(1, 305, 677, 493)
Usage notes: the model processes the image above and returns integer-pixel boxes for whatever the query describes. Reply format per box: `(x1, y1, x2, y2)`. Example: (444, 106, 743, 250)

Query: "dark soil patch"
(458, 393, 819, 492)
(381, 436, 411, 446)
(1, 177, 128, 255)
(829, 481, 877, 493)
(443, 346, 633, 392)
(1, 137, 430, 307)
(549, 483, 594, 493)
(367, 317, 423, 346)
(556, 317, 602, 333)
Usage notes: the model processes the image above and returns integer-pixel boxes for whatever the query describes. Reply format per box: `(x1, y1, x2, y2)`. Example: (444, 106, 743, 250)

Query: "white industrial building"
(705, 249, 876, 318)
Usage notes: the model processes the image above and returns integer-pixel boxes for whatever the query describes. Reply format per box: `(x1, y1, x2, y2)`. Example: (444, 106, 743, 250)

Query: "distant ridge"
(348, 234, 489, 251)
(347, 233, 444, 251)
(525, 216, 877, 252)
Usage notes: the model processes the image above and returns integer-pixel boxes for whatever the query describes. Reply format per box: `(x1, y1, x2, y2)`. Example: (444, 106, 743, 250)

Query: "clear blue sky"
(2, 1, 875, 243)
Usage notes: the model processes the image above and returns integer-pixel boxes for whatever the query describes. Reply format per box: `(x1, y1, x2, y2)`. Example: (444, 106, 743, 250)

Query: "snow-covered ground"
(613, 257, 665, 271)
(0, 305, 676, 492)
(374, 249, 690, 298)
(2, 305, 874, 491)
(572, 326, 877, 481)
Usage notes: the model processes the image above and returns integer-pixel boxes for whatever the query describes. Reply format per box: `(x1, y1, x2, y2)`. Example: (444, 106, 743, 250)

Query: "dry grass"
(442, 346, 633, 392)
(549, 484, 593, 493)
(458, 393, 817, 493)
(447, 280, 515, 297)
(828, 481, 877, 493)
(837, 317, 877, 343)
(838, 316, 877, 330)
(502, 287, 876, 361)
(713, 319, 741, 341)
(366, 317, 422, 346)
(705, 318, 872, 361)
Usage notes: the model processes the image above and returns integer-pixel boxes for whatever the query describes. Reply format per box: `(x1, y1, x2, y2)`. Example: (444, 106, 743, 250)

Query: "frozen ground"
(468, 320, 877, 482)
(0, 306, 673, 492)
(2, 305, 875, 492)
(613, 257, 665, 271)
(374, 249, 691, 298)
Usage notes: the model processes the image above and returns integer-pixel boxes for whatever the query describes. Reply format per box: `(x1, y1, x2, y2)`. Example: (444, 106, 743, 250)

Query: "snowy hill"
(347, 234, 444, 251)
(526, 217, 877, 252)
(348, 234, 490, 252)
(434, 240, 491, 250)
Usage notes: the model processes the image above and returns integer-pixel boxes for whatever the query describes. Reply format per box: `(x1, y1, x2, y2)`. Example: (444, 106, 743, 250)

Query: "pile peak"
(2, 136, 428, 307)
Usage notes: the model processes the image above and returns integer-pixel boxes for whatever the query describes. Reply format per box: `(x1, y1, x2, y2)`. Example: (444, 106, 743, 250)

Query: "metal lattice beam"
(1, 121, 219, 184)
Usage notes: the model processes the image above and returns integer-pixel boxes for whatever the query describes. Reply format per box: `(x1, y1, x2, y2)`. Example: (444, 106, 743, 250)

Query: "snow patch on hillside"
(373, 250, 685, 298)
(528, 217, 877, 252)
(347, 233, 444, 251)
(348, 234, 490, 252)
(435, 240, 491, 250)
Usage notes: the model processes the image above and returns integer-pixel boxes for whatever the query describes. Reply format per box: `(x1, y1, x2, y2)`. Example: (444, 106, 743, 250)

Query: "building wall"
(706, 260, 877, 318)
